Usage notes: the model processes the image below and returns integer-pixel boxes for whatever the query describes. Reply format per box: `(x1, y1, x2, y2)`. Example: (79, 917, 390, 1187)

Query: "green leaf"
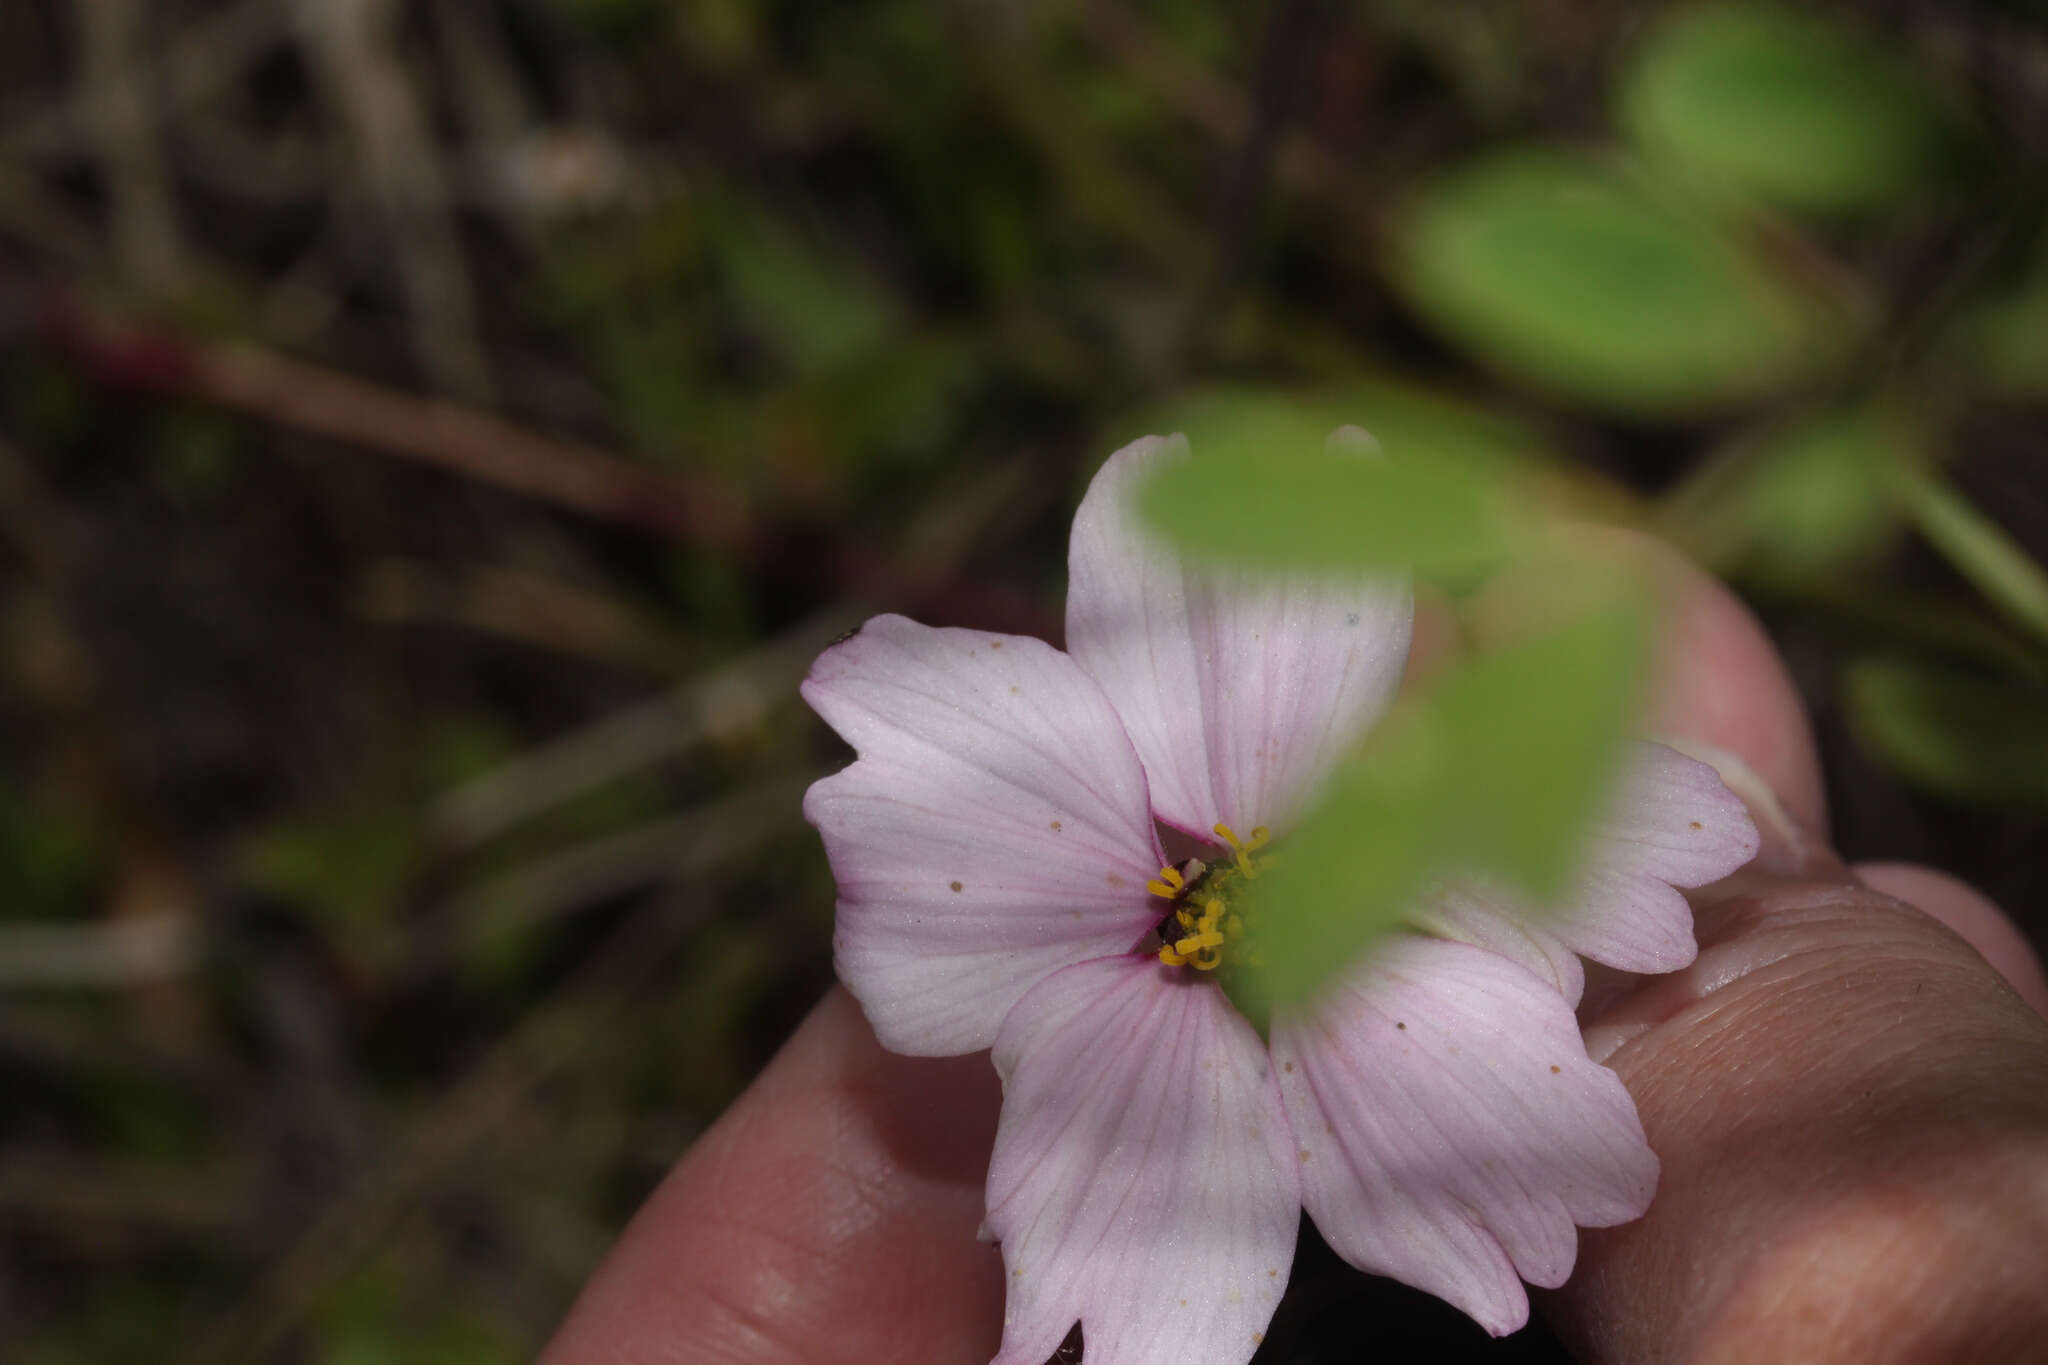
(1389, 146, 1837, 412)
(1943, 238, 2048, 399)
(1904, 472, 2048, 644)
(1670, 403, 1911, 583)
(711, 202, 899, 378)
(1129, 387, 1533, 583)
(0, 779, 106, 922)
(1844, 657, 2048, 807)
(1619, 3, 1961, 217)
(1248, 594, 1650, 1007)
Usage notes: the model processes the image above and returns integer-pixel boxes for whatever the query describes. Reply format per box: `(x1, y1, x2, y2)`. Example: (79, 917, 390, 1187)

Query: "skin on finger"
(1853, 860, 2048, 1019)
(1533, 534, 2048, 1363)
(539, 988, 1004, 1365)
(1555, 866, 2048, 1364)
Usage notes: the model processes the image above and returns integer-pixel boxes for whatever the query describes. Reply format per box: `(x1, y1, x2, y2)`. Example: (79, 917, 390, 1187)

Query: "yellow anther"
(1154, 832, 1271, 975)
(1145, 865, 1186, 899)
(1212, 823, 1267, 879)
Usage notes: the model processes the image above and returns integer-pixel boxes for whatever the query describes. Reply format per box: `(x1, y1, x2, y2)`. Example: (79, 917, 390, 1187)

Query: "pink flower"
(802, 436, 1759, 1361)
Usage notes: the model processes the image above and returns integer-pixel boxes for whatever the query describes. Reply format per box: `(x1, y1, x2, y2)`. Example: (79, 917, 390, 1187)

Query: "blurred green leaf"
(23, 1280, 183, 1365)
(1845, 657, 2048, 807)
(1904, 471, 2048, 643)
(1944, 240, 2048, 399)
(1390, 146, 1836, 412)
(1670, 403, 1911, 582)
(238, 805, 423, 942)
(712, 202, 900, 378)
(319, 1258, 525, 1365)
(1250, 593, 1649, 1006)
(0, 780, 105, 921)
(548, 0, 665, 47)
(1619, 3, 1961, 216)
(1131, 388, 1533, 582)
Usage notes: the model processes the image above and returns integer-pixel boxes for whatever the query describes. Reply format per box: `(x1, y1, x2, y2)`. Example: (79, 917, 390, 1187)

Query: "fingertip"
(1854, 861, 2048, 1020)
(1464, 527, 1828, 839)
(541, 989, 1005, 1365)
(1611, 531, 1828, 839)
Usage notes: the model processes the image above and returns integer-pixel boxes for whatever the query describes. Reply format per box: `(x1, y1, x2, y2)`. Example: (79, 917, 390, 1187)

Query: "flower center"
(1148, 822, 1269, 972)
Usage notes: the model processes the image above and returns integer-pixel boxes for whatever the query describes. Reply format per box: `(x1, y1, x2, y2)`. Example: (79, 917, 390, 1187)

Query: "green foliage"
(154, 405, 243, 503)
(710, 201, 901, 380)
(22, 1281, 185, 1365)
(1390, 146, 1836, 412)
(548, 0, 666, 47)
(317, 1258, 526, 1365)
(1945, 238, 2048, 399)
(238, 804, 424, 946)
(1845, 658, 2048, 807)
(1248, 592, 1649, 1008)
(0, 780, 105, 922)
(1904, 472, 2048, 643)
(1132, 389, 1533, 583)
(1674, 403, 1912, 584)
(1619, 3, 1961, 217)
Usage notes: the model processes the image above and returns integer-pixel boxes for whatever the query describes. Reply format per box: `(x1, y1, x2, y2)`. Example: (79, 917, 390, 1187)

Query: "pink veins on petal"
(801, 434, 1762, 1364)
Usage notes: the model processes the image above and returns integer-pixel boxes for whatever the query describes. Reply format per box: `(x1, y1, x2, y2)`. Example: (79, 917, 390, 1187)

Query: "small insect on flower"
(802, 433, 1758, 1363)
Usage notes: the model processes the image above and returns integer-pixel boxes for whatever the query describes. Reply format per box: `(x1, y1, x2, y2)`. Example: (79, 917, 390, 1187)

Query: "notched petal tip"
(986, 959, 1298, 1365)
(801, 615, 1167, 1056)
(1275, 938, 1658, 1336)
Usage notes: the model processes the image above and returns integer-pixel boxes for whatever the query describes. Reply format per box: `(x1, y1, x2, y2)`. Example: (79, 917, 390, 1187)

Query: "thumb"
(1553, 775, 2048, 1364)
(1533, 538, 2048, 1364)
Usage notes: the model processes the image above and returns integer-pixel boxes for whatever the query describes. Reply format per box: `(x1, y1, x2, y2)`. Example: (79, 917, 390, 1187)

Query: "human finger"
(538, 988, 1004, 1365)
(1853, 860, 2048, 1019)
(1539, 540, 2048, 1364)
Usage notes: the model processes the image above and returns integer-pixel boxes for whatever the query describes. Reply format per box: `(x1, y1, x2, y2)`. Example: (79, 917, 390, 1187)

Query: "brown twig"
(431, 611, 846, 848)
(36, 291, 756, 546)
(35, 290, 1061, 638)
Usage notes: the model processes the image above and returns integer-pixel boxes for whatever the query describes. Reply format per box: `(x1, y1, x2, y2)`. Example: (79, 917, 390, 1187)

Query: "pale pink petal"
(1066, 434, 1412, 837)
(1545, 741, 1760, 974)
(802, 616, 1165, 1055)
(1272, 937, 1658, 1336)
(1415, 880, 1585, 1007)
(986, 957, 1298, 1365)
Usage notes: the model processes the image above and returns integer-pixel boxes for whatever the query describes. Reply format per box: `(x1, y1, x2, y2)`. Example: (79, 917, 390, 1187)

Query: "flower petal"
(1547, 741, 1761, 973)
(1416, 880, 1586, 1007)
(985, 957, 1298, 1365)
(1066, 434, 1413, 836)
(1272, 937, 1658, 1336)
(802, 615, 1165, 1055)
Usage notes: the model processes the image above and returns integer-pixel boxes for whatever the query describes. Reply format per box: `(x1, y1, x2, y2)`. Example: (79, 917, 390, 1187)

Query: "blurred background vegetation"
(0, 1, 2044, 1360)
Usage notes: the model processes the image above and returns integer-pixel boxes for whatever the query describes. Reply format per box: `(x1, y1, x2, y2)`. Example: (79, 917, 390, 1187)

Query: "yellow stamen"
(1151, 833, 1270, 974)
(1212, 823, 1271, 879)
(1145, 865, 1186, 899)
